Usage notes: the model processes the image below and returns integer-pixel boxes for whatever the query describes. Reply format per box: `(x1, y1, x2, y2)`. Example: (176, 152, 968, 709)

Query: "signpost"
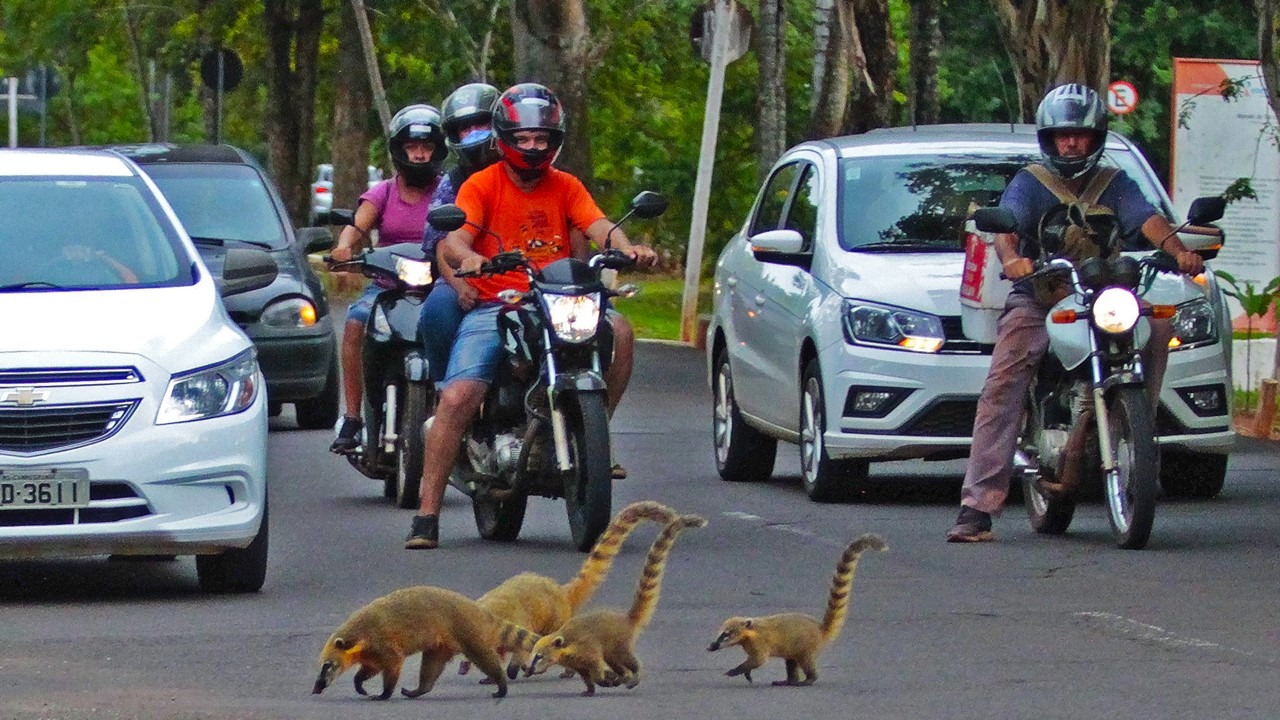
(200, 48, 243, 144)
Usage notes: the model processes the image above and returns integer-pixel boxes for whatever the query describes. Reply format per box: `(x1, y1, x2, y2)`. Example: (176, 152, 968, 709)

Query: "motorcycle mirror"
(1186, 196, 1226, 226)
(321, 208, 355, 227)
(972, 207, 1018, 234)
(427, 204, 468, 232)
(628, 191, 668, 219)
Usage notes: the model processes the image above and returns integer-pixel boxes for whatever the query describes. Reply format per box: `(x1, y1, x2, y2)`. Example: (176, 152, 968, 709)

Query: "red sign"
(1107, 80, 1138, 115)
(960, 233, 986, 302)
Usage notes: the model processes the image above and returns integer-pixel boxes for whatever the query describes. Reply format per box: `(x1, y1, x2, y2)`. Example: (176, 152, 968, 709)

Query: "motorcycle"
(323, 210, 436, 509)
(973, 195, 1226, 549)
(425, 191, 667, 551)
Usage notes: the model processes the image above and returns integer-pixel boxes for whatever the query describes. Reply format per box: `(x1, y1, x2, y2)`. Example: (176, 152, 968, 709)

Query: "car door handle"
(754, 294, 765, 306)
(726, 277, 737, 288)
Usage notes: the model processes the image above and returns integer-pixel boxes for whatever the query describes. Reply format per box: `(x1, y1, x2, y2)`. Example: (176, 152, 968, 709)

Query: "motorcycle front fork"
(381, 384, 398, 454)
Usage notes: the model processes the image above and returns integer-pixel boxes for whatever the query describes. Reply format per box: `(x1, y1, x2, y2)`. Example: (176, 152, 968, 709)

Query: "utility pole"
(349, 0, 392, 132)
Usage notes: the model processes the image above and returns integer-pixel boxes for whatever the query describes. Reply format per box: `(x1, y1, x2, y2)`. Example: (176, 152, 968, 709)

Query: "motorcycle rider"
(329, 104, 447, 454)
(946, 83, 1204, 543)
(404, 82, 658, 549)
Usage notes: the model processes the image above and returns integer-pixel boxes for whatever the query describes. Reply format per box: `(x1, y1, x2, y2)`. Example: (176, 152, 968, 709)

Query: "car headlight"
(157, 349, 260, 424)
(1169, 297, 1217, 350)
(1092, 287, 1140, 334)
(395, 256, 433, 288)
(260, 297, 318, 328)
(543, 292, 601, 343)
(843, 301, 944, 353)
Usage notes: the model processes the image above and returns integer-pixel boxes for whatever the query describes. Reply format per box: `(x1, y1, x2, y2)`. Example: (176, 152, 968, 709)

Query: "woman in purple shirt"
(329, 105, 447, 454)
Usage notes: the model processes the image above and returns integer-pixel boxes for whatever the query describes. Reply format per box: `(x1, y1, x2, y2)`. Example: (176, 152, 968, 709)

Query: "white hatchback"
(0, 148, 278, 592)
(706, 125, 1234, 502)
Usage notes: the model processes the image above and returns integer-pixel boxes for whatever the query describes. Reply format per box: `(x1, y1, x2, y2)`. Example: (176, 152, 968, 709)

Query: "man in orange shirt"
(406, 83, 657, 549)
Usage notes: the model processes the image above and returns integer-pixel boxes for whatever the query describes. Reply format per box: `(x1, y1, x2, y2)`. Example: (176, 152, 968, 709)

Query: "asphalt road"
(2, 341, 1278, 720)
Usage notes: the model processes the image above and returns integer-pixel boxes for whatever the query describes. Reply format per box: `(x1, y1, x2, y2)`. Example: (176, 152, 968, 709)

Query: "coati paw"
(400, 687, 428, 699)
(558, 668, 576, 679)
(457, 660, 472, 675)
(478, 677, 496, 685)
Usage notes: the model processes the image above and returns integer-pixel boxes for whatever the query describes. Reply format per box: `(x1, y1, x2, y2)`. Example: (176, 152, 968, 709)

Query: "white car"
(309, 163, 383, 224)
(706, 125, 1234, 502)
(0, 148, 278, 593)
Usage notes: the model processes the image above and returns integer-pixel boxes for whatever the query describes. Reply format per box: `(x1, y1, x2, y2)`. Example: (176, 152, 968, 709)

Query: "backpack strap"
(1024, 163, 1079, 204)
(1078, 166, 1118, 205)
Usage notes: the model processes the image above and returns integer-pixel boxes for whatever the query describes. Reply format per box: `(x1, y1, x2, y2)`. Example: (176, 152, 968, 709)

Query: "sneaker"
(610, 463, 628, 480)
(329, 416, 363, 454)
(946, 506, 994, 543)
(404, 514, 439, 550)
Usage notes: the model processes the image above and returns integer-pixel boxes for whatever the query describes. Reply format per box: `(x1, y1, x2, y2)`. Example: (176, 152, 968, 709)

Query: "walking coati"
(707, 533, 887, 686)
(523, 513, 707, 695)
(459, 500, 680, 679)
(312, 585, 537, 700)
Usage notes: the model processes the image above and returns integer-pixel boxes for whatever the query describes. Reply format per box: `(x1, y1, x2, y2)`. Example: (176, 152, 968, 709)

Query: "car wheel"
(1159, 451, 1228, 499)
(196, 499, 269, 594)
(295, 356, 340, 430)
(712, 348, 776, 482)
(800, 359, 867, 503)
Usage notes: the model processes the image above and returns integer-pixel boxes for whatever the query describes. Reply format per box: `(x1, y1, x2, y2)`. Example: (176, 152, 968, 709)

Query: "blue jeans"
(345, 285, 380, 325)
(439, 303, 503, 387)
(417, 283, 467, 383)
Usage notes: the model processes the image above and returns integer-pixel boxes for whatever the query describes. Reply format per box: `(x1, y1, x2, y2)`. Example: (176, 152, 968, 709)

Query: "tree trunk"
(757, 0, 788, 180)
(120, 2, 158, 141)
(1256, 0, 1280, 379)
(333, 0, 375, 217)
(988, 0, 1115, 121)
(844, 0, 896, 134)
(908, 0, 941, 125)
(809, 0, 861, 139)
(263, 0, 325, 226)
(511, 0, 595, 186)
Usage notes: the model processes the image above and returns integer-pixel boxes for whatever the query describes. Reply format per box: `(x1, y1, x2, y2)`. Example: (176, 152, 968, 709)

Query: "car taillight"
(315, 187, 329, 194)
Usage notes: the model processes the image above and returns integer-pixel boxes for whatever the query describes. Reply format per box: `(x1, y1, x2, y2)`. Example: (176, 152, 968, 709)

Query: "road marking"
(720, 511, 846, 548)
(1076, 611, 1268, 662)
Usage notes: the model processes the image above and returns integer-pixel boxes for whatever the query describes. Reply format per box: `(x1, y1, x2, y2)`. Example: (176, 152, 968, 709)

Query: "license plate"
(0, 468, 90, 510)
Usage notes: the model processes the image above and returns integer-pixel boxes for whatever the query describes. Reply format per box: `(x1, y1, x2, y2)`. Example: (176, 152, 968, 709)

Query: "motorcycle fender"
(1046, 298, 1091, 371)
(553, 371, 607, 394)
(402, 350, 429, 383)
(377, 293, 427, 344)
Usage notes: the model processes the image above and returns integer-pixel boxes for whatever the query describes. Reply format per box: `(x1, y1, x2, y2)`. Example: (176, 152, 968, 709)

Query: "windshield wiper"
(0, 281, 64, 291)
(852, 240, 956, 252)
(189, 236, 273, 250)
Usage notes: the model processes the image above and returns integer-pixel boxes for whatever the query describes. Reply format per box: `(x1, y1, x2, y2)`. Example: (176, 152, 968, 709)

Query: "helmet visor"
(458, 124, 493, 146)
(499, 96, 563, 132)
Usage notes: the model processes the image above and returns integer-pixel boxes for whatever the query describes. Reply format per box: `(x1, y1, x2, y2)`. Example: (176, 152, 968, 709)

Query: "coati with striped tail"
(707, 533, 887, 686)
(311, 585, 538, 700)
(460, 500, 679, 679)
(524, 513, 707, 695)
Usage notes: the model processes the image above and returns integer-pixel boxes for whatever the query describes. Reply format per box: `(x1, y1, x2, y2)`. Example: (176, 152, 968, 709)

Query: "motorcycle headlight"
(843, 301, 944, 353)
(395, 256, 433, 287)
(157, 349, 260, 424)
(1169, 297, 1217, 350)
(260, 297, 318, 328)
(1092, 287, 1140, 334)
(543, 291, 601, 343)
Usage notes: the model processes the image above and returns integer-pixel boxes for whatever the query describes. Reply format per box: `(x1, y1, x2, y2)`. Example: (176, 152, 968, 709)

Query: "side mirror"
(427, 204, 468, 232)
(218, 247, 278, 297)
(749, 229, 808, 266)
(1186, 196, 1226, 226)
(296, 226, 335, 254)
(321, 209, 356, 227)
(972, 207, 1018, 234)
(628, 191, 668, 219)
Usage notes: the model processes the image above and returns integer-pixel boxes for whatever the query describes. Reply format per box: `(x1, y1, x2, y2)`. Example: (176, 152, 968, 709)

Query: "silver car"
(309, 163, 383, 225)
(706, 125, 1233, 502)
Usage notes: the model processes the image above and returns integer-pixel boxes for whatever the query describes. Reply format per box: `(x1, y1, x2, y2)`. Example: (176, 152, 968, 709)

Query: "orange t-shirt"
(454, 164, 607, 302)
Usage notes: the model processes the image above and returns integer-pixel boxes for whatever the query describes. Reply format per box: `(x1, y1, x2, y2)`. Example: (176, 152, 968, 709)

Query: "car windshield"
(144, 164, 288, 249)
(837, 150, 1172, 253)
(0, 176, 189, 291)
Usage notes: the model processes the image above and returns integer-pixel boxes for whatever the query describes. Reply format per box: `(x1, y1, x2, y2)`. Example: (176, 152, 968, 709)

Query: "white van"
(0, 148, 277, 593)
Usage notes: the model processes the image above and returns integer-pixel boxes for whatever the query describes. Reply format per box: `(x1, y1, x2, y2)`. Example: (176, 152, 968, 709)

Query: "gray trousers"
(960, 293, 1173, 515)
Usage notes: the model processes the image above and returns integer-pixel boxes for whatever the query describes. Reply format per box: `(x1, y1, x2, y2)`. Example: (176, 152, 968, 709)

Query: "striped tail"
(563, 501, 679, 611)
(496, 620, 539, 655)
(626, 514, 707, 631)
(819, 533, 887, 644)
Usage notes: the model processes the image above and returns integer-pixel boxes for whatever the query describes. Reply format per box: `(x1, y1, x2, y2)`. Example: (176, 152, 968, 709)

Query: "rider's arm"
(583, 218, 658, 266)
(1141, 214, 1204, 275)
(994, 232, 1034, 280)
(332, 201, 380, 261)
(440, 227, 485, 273)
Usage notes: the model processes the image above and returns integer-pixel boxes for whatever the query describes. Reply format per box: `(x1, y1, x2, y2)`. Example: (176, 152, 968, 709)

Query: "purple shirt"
(360, 177, 434, 247)
(420, 172, 457, 254)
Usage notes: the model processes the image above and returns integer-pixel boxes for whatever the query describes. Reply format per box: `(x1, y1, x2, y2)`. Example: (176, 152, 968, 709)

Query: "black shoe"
(946, 506, 994, 543)
(404, 514, 439, 550)
(329, 416, 362, 454)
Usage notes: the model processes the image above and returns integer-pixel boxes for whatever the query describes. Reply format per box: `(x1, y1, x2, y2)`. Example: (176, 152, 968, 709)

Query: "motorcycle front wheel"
(394, 383, 431, 509)
(1104, 386, 1159, 549)
(563, 391, 613, 552)
(473, 489, 528, 542)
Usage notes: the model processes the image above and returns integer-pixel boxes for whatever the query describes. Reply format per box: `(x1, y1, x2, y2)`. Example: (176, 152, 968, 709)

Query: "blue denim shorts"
(345, 284, 380, 325)
(418, 283, 466, 383)
(441, 303, 503, 387)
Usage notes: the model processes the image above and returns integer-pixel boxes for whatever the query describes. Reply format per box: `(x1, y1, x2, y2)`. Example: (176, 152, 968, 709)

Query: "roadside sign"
(200, 48, 243, 92)
(689, 0, 752, 65)
(1107, 80, 1138, 115)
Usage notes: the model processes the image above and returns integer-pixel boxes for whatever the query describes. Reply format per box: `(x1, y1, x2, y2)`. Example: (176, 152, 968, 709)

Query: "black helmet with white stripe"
(1035, 83, 1108, 180)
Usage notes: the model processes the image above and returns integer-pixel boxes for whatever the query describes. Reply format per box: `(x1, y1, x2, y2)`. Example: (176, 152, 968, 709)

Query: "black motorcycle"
(324, 210, 436, 509)
(425, 191, 667, 551)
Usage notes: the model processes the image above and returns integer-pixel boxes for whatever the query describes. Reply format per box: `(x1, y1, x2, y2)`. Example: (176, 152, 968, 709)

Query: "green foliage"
(1216, 270, 1280, 409)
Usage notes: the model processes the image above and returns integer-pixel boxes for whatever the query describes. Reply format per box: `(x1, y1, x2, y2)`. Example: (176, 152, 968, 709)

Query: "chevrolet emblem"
(1, 388, 50, 407)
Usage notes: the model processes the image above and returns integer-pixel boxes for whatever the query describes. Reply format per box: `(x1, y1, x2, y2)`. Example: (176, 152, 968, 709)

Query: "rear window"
(837, 150, 1171, 253)
(143, 164, 289, 250)
(0, 176, 190, 291)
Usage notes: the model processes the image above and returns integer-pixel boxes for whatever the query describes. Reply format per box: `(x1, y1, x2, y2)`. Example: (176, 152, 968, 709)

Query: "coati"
(311, 585, 538, 700)
(524, 513, 708, 695)
(460, 500, 679, 679)
(707, 533, 887, 686)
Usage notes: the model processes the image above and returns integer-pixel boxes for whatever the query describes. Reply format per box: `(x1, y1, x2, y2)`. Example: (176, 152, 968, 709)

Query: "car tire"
(1159, 451, 1228, 499)
(196, 499, 269, 594)
(295, 356, 340, 430)
(800, 359, 867, 503)
(712, 348, 776, 483)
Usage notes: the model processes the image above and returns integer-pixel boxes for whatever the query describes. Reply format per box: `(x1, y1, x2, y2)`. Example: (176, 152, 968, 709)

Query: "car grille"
(0, 481, 151, 527)
(0, 367, 142, 386)
(900, 399, 978, 436)
(940, 316, 993, 355)
(0, 401, 138, 454)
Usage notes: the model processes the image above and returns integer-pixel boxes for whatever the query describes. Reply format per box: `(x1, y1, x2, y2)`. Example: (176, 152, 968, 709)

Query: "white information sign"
(1171, 58, 1280, 331)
